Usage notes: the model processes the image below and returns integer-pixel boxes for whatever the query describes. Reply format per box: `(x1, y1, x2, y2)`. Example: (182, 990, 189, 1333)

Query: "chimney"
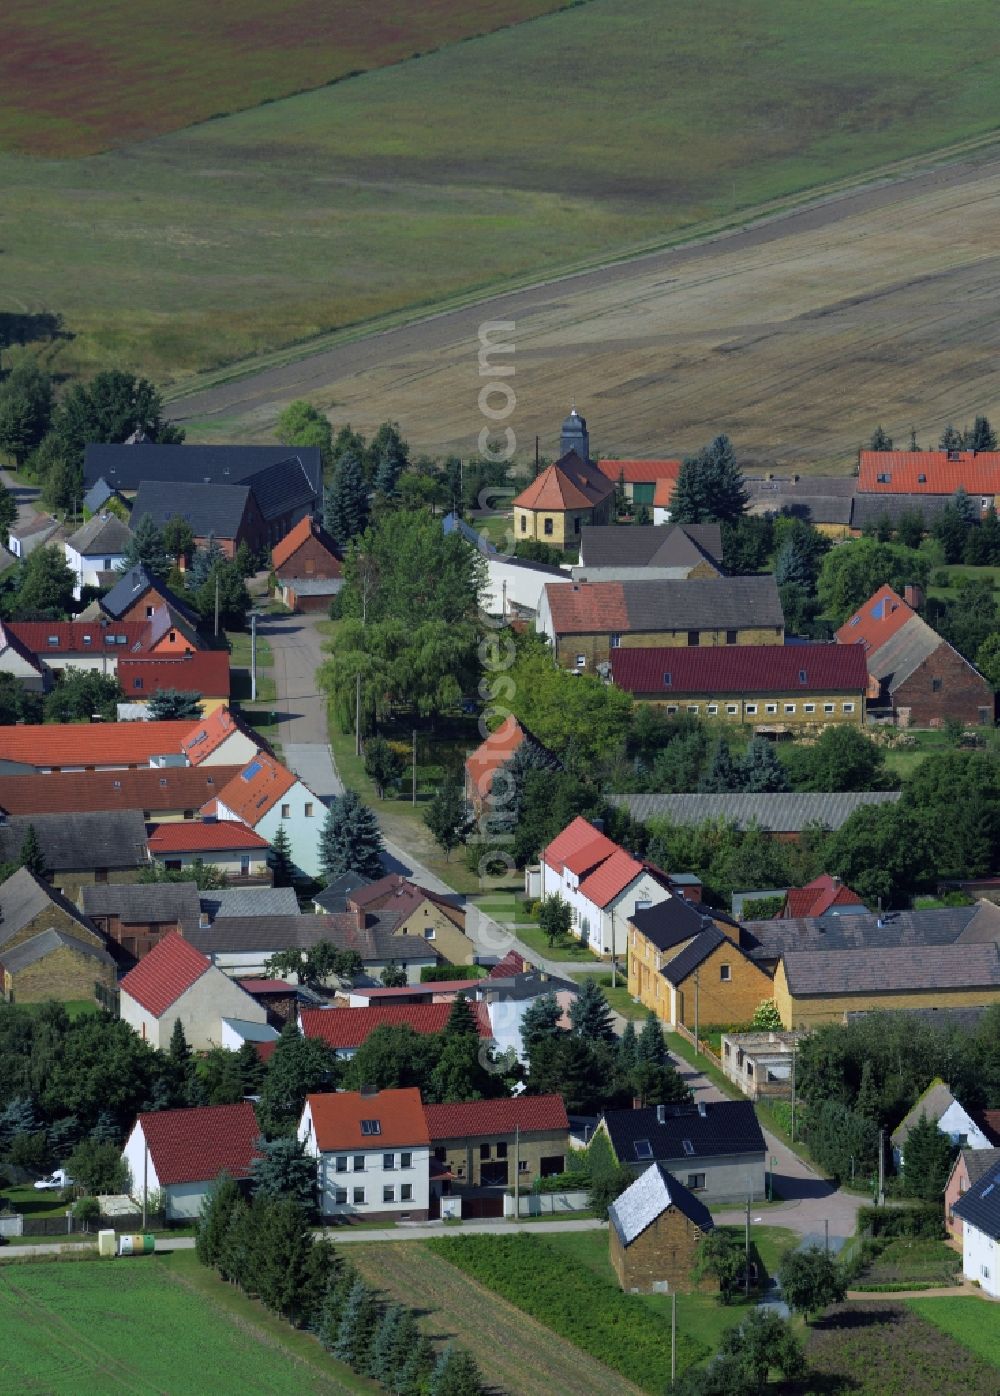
(656, 1104, 666, 1124)
(904, 583, 924, 611)
(352, 904, 365, 932)
(697, 1101, 707, 1118)
(631, 1097, 643, 1111)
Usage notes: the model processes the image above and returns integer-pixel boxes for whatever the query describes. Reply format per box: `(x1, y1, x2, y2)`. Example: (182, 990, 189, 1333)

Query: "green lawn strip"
(663, 1031, 742, 1100)
(427, 1231, 709, 1388)
(231, 669, 278, 703)
(905, 1296, 1000, 1366)
(1, 1186, 73, 1220)
(513, 925, 603, 963)
(226, 629, 273, 668)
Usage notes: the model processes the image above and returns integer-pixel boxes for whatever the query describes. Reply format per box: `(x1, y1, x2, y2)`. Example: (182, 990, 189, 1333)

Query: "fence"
(1, 1211, 165, 1238)
(673, 1021, 724, 1072)
(503, 1190, 590, 1218)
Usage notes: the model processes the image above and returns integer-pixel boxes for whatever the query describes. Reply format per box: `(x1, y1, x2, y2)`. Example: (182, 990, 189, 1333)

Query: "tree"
(13, 544, 75, 617)
(323, 452, 369, 547)
(196, 1172, 241, 1268)
(0, 358, 53, 465)
(739, 737, 789, 794)
(698, 739, 742, 794)
(429, 1346, 483, 1396)
(825, 802, 936, 906)
(270, 824, 295, 888)
(121, 512, 170, 577)
(817, 539, 929, 623)
(193, 558, 251, 632)
(168, 1018, 191, 1068)
(694, 1227, 746, 1303)
(964, 415, 997, 452)
(146, 689, 203, 720)
(423, 775, 470, 860)
(43, 669, 122, 724)
(637, 1012, 668, 1067)
(519, 992, 563, 1059)
(256, 1024, 337, 1138)
(538, 893, 573, 948)
(319, 790, 384, 881)
(277, 400, 333, 469)
(0, 476, 15, 539)
(162, 515, 195, 563)
(18, 824, 47, 878)
(778, 1244, 846, 1320)
(750, 1000, 783, 1031)
(934, 503, 970, 564)
(617, 1019, 638, 1072)
(333, 1276, 380, 1369)
(49, 370, 182, 467)
(367, 1303, 404, 1384)
(586, 1129, 634, 1219)
(569, 979, 615, 1043)
(869, 425, 893, 451)
(895, 508, 926, 550)
(250, 1134, 317, 1208)
(902, 1112, 955, 1201)
(443, 992, 478, 1038)
(671, 435, 748, 524)
(940, 424, 963, 451)
(675, 1311, 804, 1395)
(256, 1199, 330, 1327)
(784, 724, 889, 793)
(425, 1031, 505, 1104)
(340, 1024, 440, 1094)
(364, 421, 409, 486)
(188, 535, 225, 588)
(773, 533, 815, 589)
(375, 958, 405, 989)
(363, 737, 404, 798)
(65, 1138, 128, 1194)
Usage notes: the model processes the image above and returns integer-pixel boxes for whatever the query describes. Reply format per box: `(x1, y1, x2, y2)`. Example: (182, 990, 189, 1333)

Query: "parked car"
(33, 1169, 73, 1191)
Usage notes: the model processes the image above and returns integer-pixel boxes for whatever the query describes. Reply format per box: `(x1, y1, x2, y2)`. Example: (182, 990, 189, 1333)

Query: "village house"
(132, 479, 268, 559)
(7, 511, 60, 559)
(608, 1163, 715, 1294)
(122, 1101, 261, 1221)
(117, 651, 231, 714)
(611, 643, 867, 729)
(596, 458, 683, 514)
(595, 1100, 767, 1204)
(0, 765, 242, 823)
(3, 616, 161, 678)
(541, 816, 673, 959)
(781, 874, 866, 919)
(946, 1147, 1000, 1242)
(96, 564, 202, 630)
(538, 575, 784, 671)
(0, 867, 118, 1005)
(836, 584, 993, 728)
(209, 751, 325, 878)
(608, 791, 901, 842)
(951, 1155, 1000, 1299)
(81, 882, 201, 960)
(891, 1079, 1000, 1170)
(0, 621, 47, 691)
(62, 513, 133, 599)
(299, 1088, 431, 1222)
(574, 523, 723, 582)
(425, 1095, 570, 1200)
(119, 930, 267, 1050)
(312, 871, 374, 912)
(299, 1001, 492, 1059)
(743, 474, 856, 539)
(345, 874, 476, 966)
(181, 706, 264, 768)
(0, 810, 148, 895)
(84, 443, 322, 511)
(443, 512, 572, 621)
(480, 968, 579, 1064)
(465, 715, 527, 816)
(147, 819, 272, 883)
(271, 515, 343, 611)
(856, 449, 1000, 516)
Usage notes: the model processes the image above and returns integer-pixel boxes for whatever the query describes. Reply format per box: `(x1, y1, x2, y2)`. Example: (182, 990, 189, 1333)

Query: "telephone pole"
(670, 1291, 676, 1384)
(693, 967, 700, 1055)
(790, 1046, 797, 1142)
(411, 729, 417, 805)
(354, 672, 361, 757)
(213, 571, 220, 638)
(744, 1196, 751, 1296)
(877, 1128, 886, 1206)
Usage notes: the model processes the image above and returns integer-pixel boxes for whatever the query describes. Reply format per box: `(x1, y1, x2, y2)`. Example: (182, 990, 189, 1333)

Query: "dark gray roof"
(100, 564, 200, 626)
(744, 475, 856, 526)
(951, 1157, 1000, 1240)
(608, 1163, 714, 1246)
(628, 898, 721, 953)
(622, 575, 783, 632)
(132, 480, 252, 540)
(0, 866, 98, 948)
(609, 790, 901, 831)
(781, 943, 1000, 996)
(483, 969, 578, 1001)
(242, 458, 315, 523)
(185, 910, 429, 961)
(83, 444, 322, 501)
(82, 479, 115, 514)
(0, 811, 147, 872)
(578, 524, 723, 572)
(961, 1148, 1000, 1189)
(844, 1005, 992, 1032)
(891, 1080, 956, 1148)
(849, 494, 953, 529)
(866, 614, 943, 692)
(661, 927, 727, 984)
(81, 881, 201, 924)
(201, 887, 300, 919)
(603, 1100, 765, 1165)
(313, 872, 373, 913)
(742, 905, 984, 962)
(0, 926, 114, 974)
(66, 513, 133, 556)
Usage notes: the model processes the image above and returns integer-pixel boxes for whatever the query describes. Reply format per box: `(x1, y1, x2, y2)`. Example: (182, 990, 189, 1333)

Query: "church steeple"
(560, 406, 590, 462)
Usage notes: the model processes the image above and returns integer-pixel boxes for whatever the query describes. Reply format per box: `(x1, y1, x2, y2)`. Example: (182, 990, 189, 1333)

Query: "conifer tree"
(740, 736, 790, 794)
(964, 415, 997, 452)
(671, 435, 748, 524)
(318, 1260, 359, 1348)
(367, 1303, 404, 1383)
(423, 774, 470, 860)
(519, 992, 563, 1060)
(270, 823, 296, 888)
(939, 424, 963, 451)
(568, 979, 615, 1043)
(637, 1011, 668, 1067)
(250, 1135, 317, 1208)
(334, 1277, 380, 1369)
(147, 688, 203, 721)
(443, 992, 478, 1038)
(121, 512, 171, 577)
(188, 534, 224, 587)
(196, 1172, 240, 1268)
(869, 426, 893, 452)
(698, 739, 743, 794)
(18, 824, 47, 878)
(903, 1113, 956, 1201)
(168, 1018, 191, 1067)
(319, 790, 384, 881)
(395, 1335, 436, 1396)
(617, 1019, 638, 1072)
(323, 452, 369, 547)
(430, 1346, 484, 1396)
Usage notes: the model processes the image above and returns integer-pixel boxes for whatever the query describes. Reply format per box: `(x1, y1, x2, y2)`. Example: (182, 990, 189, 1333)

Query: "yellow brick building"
(513, 451, 614, 550)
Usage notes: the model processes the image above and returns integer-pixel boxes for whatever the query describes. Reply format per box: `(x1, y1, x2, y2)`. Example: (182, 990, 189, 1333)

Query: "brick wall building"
(608, 1163, 716, 1293)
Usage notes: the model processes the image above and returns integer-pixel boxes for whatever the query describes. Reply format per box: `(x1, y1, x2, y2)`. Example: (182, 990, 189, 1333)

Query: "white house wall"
(962, 1221, 1000, 1298)
(120, 994, 161, 1049)
(65, 544, 128, 600)
(219, 777, 322, 878)
(299, 1110, 430, 1220)
(541, 856, 671, 956)
(121, 1121, 162, 1204)
(936, 1100, 995, 1152)
(481, 557, 571, 619)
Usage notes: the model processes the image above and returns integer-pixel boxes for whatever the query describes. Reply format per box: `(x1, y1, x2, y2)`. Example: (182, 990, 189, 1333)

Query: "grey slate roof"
(83, 443, 322, 502)
(81, 881, 201, 925)
(951, 1156, 1000, 1240)
(866, 614, 942, 692)
(609, 1163, 714, 1246)
(82, 479, 115, 514)
(630, 898, 727, 954)
(961, 1148, 1000, 1190)
(849, 494, 953, 530)
(781, 943, 1000, 996)
(660, 926, 727, 985)
(742, 905, 985, 962)
(622, 575, 783, 632)
(0, 810, 148, 872)
(890, 1081, 957, 1149)
(100, 564, 201, 626)
(201, 886, 300, 919)
(313, 872, 373, 914)
(604, 1101, 765, 1166)
(132, 480, 252, 540)
(185, 910, 428, 961)
(65, 513, 133, 556)
(744, 475, 856, 526)
(242, 458, 315, 522)
(844, 1005, 991, 1032)
(578, 524, 723, 572)
(0, 866, 98, 948)
(609, 790, 901, 831)
(0, 926, 114, 974)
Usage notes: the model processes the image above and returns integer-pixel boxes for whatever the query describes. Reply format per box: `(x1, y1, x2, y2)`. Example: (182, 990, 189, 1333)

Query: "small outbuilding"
(608, 1163, 714, 1293)
(122, 1101, 261, 1221)
(119, 929, 267, 1050)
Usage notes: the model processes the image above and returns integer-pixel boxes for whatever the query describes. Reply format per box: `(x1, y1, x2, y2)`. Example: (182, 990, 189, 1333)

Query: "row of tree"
(868, 417, 997, 453)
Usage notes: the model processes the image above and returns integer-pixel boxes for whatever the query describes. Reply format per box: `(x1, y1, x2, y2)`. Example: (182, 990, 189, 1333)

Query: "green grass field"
(0, 1254, 368, 1394)
(4, 0, 999, 383)
(906, 1296, 1000, 1366)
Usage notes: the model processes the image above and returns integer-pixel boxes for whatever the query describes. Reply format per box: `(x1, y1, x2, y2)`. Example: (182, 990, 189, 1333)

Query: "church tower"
(560, 406, 590, 462)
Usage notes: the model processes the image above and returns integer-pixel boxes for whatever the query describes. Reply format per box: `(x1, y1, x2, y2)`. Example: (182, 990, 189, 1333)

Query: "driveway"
(0, 466, 41, 533)
(257, 610, 342, 801)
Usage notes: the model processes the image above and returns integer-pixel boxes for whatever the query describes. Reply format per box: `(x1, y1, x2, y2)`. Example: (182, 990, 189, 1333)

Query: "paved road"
(0, 466, 41, 533)
(256, 611, 343, 800)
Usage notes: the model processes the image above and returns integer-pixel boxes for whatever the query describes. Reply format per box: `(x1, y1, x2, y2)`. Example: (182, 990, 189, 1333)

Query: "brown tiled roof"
(212, 753, 298, 825)
(611, 643, 866, 697)
(118, 651, 231, 699)
(596, 459, 682, 485)
(513, 451, 614, 512)
(138, 1101, 260, 1184)
(120, 931, 211, 1016)
(465, 716, 525, 802)
(271, 516, 341, 572)
(546, 575, 783, 635)
(858, 450, 1000, 496)
(424, 1094, 569, 1140)
(0, 766, 242, 818)
(306, 1088, 430, 1151)
(544, 581, 629, 634)
(0, 720, 195, 768)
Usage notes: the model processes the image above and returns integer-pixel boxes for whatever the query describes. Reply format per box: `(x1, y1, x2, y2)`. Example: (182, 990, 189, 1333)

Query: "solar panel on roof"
(241, 760, 262, 782)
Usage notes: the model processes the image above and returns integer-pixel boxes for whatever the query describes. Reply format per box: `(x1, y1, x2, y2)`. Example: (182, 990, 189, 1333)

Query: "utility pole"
(877, 1127, 885, 1207)
(213, 571, 220, 638)
(513, 1125, 520, 1219)
(824, 1217, 829, 1256)
(250, 610, 258, 702)
(411, 729, 417, 805)
(790, 1047, 797, 1142)
(142, 1138, 148, 1231)
(745, 1196, 751, 1296)
(670, 1291, 676, 1384)
(354, 672, 361, 757)
(693, 967, 700, 1055)
(610, 915, 617, 990)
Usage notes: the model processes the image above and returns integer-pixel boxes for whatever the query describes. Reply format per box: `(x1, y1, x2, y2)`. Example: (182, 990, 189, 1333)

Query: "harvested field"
(350, 1240, 644, 1396)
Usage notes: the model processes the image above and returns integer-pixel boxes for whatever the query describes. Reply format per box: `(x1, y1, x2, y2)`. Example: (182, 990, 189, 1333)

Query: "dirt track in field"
(170, 147, 1000, 473)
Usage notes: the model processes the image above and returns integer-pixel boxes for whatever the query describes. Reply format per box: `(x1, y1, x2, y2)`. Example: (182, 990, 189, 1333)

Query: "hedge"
(857, 1204, 945, 1240)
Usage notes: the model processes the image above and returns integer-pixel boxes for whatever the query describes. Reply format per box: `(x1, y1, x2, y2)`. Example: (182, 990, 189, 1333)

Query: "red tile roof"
(488, 950, 533, 978)
(148, 820, 270, 853)
(0, 622, 45, 675)
(300, 1002, 492, 1049)
(306, 1087, 430, 1151)
(857, 450, 1000, 497)
(465, 716, 526, 803)
(0, 765, 242, 817)
(118, 651, 231, 700)
(238, 978, 295, 994)
(654, 478, 677, 507)
(513, 452, 614, 512)
(424, 1094, 569, 1140)
(544, 816, 618, 876)
(138, 1101, 260, 1185)
(597, 459, 683, 485)
(120, 930, 210, 1016)
(213, 753, 298, 825)
(835, 584, 916, 653)
(359, 979, 484, 1000)
(256, 1040, 278, 1064)
(578, 846, 645, 909)
(271, 516, 341, 572)
(8, 620, 150, 655)
(543, 581, 629, 635)
(611, 643, 868, 697)
(784, 875, 865, 920)
(181, 707, 259, 765)
(0, 720, 200, 769)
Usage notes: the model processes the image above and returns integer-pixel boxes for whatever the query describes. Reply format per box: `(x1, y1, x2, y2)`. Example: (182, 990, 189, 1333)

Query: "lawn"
(513, 925, 603, 963)
(0, 1252, 370, 1394)
(906, 1296, 1000, 1366)
(5, 0, 1000, 382)
(1, 1185, 70, 1220)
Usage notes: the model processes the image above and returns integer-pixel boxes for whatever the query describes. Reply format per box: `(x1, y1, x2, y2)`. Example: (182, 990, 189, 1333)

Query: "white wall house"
(122, 1101, 260, 1221)
(63, 514, 132, 600)
(181, 709, 262, 768)
(212, 752, 325, 878)
(953, 1158, 1000, 1299)
(298, 1088, 431, 1222)
(0, 623, 47, 691)
(481, 554, 572, 619)
(892, 1081, 994, 1169)
(119, 931, 267, 1051)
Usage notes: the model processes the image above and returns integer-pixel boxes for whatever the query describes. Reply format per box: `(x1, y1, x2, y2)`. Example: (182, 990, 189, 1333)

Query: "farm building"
(574, 523, 722, 581)
(146, 819, 271, 883)
(608, 1163, 715, 1294)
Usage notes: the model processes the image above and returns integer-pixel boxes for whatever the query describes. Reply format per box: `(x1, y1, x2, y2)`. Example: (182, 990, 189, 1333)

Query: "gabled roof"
(836, 584, 921, 655)
(546, 576, 783, 635)
(465, 716, 527, 801)
(951, 1156, 1000, 1240)
(0, 927, 114, 975)
(181, 706, 264, 765)
(609, 1163, 714, 1246)
(212, 752, 300, 826)
(82, 479, 117, 514)
(596, 459, 683, 485)
(959, 1148, 1000, 1189)
(137, 1101, 261, 1185)
(82, 881, 201, 925)
(132, 480, 252, 540)
(242, 456, 315, 523)
(891, 1078, 958, 1148)
(100, 564, 201, 626)
(578, 846, 646, 909)
(201, 886, 299, 919)
(0, 810, 147, 872)
(629, 898, 725, 954)
(148, 820, 269, 853)
(300, 1001, 491, 1049)
(65, 513, 133, 556)
(543, 816, 619, 877)
(185, 910, 430, 961)
(783, 943, 1000, 996)
(305, 1087, 430, 1151)
(0, 621, 46, 676)
(0, 866, 100, 948)
(83, 443, 322, 501)
(579, 523, 722, 571)
(603, 1101, 765, 1164)
(347, 874, 464, 927)
(661, 926, 727, 985)
(424, 1094, 569, 1140)
(0, 720, 195, 769)
(513, 451, 614, 512)
(744, 905, 983, 962)
(118, 651, 231, 700)
(8, 619, 150, 656)
(313, 871, 373, 913)
(120, 930, 211, 1016)
(612, 643, 866, 697)
(784, 876, 865, 920)
(849, 494, 954, 530)
(0, 765, 240, 819)
(271, 515, 341, 571)
(608, 790, 901, 832)
(857, 449, 1000, 496)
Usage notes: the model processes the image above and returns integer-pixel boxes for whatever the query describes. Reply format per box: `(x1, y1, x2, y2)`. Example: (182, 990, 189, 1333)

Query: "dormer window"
(47, 636, 59, 647)
(663, 672, 672, 688)
(798, 670, 807, 684)
(360, 1119, 382, 1137)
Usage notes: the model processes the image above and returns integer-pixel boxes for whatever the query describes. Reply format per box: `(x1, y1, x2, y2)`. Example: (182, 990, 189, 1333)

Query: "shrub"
(857, 1203, 945, 1241)
(72, 1196, 101, 1227)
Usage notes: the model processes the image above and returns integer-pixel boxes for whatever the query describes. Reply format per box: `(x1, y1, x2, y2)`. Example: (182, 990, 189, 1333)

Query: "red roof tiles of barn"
(835, 585, 916, 653)
(857, 450, 1000, 496)
(0, 721, 195, 767)
(465, 716, 526, 802)
(543, 816, 619, 876)
(578, 846, 645, 909)
(300, 1002, 491, 1049)
(118, 651, 231, 699)
(138, 1101, 260, 1185)
(596, 459, 683, 485)
(119, 931, 211, 1017)
(544, 581, 629, 635)
(147, 820, 269, 853)
(424, 1094, 569, 1140)
(611, 643, 868, 696)
(784, 875, 865, 920)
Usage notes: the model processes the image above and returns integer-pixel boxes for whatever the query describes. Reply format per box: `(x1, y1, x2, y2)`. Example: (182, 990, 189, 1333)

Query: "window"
(304, 802, 314, 817)
(146, 605, 155, 618)
(687, 705, 699, 715)
(917, 473, 926, 483)
(824, 703, 835, 714)
(520, 514, 527, 533)
(843, 702, 855, 713)
(334, 1187, 348, 1205)
(707, 705, 719, 716)
(335, 1156, 348, 1173)
(240, 855, 250, 877)
(353, 1187, 366, 1205)
(400, 1183, 413, 1202)
(360, 1119, 381, 1136)
(982, 1264, 990, 1280)
(496, 1142, 507, 1159)
(745, 704, 757, 715)
(610, 632, 622, 648)
(663, 672, 672, 688)
(281, 803, 291, 818)
(687, 630, 700, 646)
(798, 669, 807, 684)
(633, 482, 655, 506)
(423, 927, 435, 940)
(681, 1139, 695, 1156)
(353, 1156, 365, 1171)
(94, 868, 108, 884)
(434, 1147, 447, 1162)
(726, 630, 737, 645)
(400, 1152, 412, 1169)
(784, 704, 795, 714)
(383, 1153, 395, 1170)
(168, 631, 176, 643)
(634, 1140, 653, 1160)
(47, 635, 59, 647)
(665, 704, 677, 715)
(575, 654, 586, 670)
(686, 1173, 706, 1191)
(931, 678, 942, 693)
(518, 1159, 529, 1173)
(804, 703, 815, 713)
(765, 703, 777, 715)
(543, 518, 553, 536)
(726, 704, 738, 714)
(719, 963, 731, 982)
(383, 1185, 395, 1203)
(574, 517, 581, 534)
